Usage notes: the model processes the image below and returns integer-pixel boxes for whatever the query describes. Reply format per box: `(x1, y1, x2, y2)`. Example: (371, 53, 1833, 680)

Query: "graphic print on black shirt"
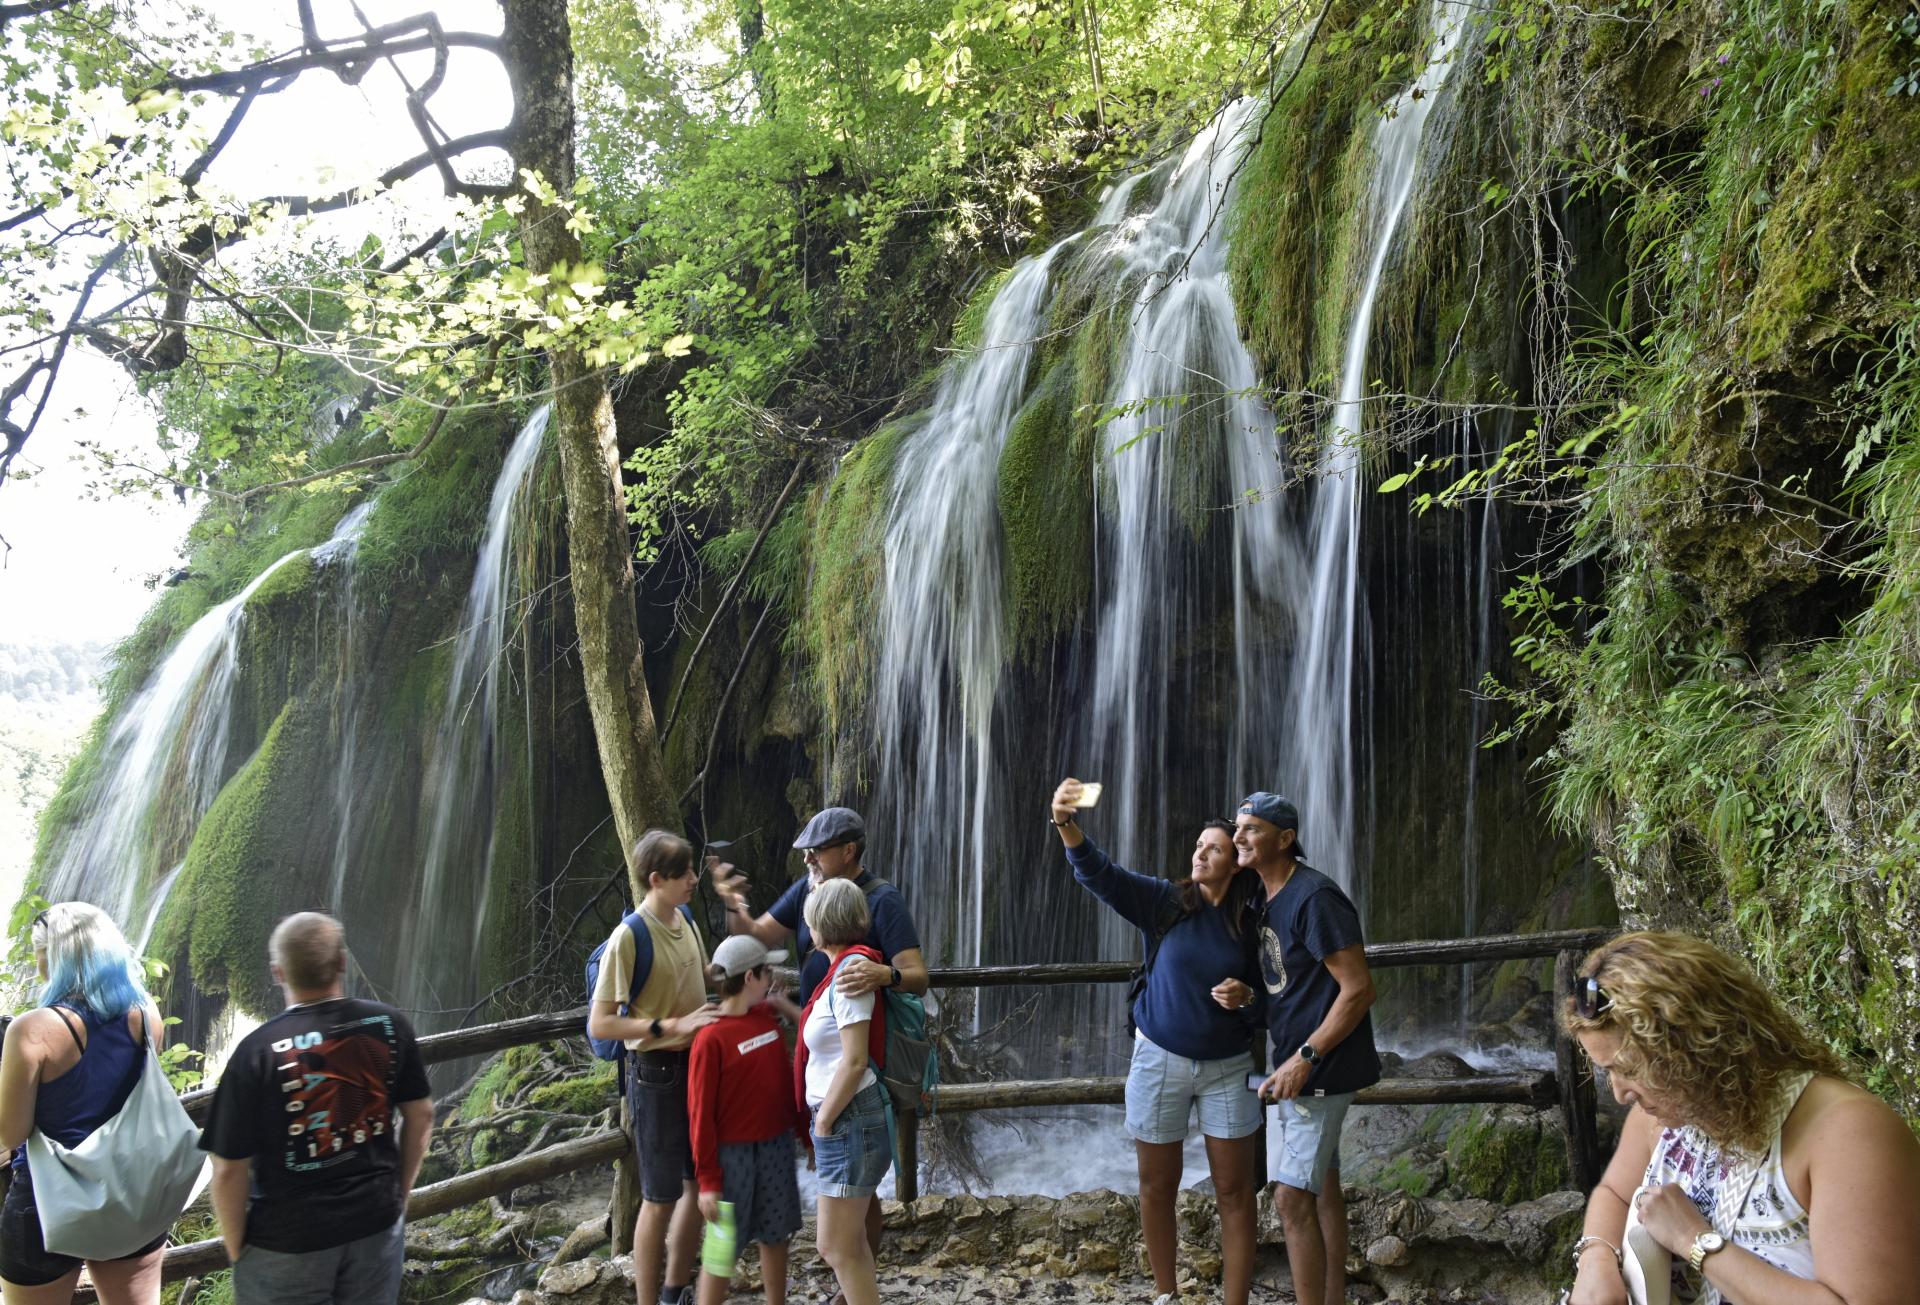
(199, 997, 431, 1254)
(277, 1015, 400, 1170)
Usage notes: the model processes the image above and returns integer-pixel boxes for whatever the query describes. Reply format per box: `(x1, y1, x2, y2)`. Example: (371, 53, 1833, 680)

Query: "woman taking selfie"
(1561, 931, 1920, 1305)
(1050, 778, 1264, 1305)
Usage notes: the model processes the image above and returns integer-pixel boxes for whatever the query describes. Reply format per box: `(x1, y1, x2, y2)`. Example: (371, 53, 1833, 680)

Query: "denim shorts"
(0, 1167, 165, 1286)
(1266, 1091, 1355, 1194)
(1124, 1031, 1262, 1145)
(811, 1081, 893, 1199)
(628, 1049, 696, 1203)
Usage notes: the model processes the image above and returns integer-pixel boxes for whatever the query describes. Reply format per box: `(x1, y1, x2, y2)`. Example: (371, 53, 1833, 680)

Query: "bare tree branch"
(0, 0, 82, 28)
(658, 457, 808, 743)
(0, 243, 129, 486)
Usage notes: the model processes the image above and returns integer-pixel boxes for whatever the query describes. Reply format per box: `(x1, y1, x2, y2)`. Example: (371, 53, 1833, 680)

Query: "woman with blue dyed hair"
(0, 902, 167, 1303)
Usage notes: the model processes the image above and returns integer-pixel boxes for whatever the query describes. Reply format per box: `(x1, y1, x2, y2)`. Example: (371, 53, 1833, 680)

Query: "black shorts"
(627, 1050, 695, 1204)
(0, 1165, 166, 1286)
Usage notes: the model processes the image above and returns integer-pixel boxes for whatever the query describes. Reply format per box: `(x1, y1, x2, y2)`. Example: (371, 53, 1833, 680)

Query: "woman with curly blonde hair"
(1560, 931, 1920, 1305)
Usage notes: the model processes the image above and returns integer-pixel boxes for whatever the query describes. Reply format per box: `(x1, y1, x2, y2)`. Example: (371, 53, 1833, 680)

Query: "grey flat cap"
(793, 806, 866, 850)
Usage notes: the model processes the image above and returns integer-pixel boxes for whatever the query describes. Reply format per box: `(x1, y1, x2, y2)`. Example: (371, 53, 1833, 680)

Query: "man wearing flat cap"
(715, 806, 928, 1001)
(1235, 791, 1379, 1305)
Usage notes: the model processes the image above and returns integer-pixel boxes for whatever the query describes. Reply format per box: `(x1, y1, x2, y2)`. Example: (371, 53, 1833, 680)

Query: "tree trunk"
(498, 0, 679, 898)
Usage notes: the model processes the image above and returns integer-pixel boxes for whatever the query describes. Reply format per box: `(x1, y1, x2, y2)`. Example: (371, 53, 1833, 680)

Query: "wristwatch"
(649, 1018, 665, 1041)
(1298, 1042, 1321, 1065)
(889, 966, 902, 989)
(1687, 1230, 1726, 1273)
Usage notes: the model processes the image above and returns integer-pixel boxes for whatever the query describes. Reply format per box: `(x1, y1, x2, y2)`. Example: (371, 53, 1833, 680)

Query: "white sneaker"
(1152, 1294, 1178, 1305)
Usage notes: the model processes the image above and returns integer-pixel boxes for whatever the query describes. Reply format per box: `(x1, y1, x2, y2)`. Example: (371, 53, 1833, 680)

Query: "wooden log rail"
(75, 1128, 631, 1301)
(107, 926, 1607, 1293)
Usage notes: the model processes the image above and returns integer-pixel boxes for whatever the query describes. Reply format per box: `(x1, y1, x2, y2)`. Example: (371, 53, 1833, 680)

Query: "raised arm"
(710, 855, 793, 946)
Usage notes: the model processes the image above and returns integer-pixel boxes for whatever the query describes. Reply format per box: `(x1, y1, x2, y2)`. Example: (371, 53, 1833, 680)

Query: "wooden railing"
(89, 926, 1608, 1296)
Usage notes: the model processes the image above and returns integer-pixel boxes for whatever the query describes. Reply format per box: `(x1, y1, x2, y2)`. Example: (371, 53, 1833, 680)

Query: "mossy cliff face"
(35, 414, 622, 1038)
(1214, 0, 1920, 1111)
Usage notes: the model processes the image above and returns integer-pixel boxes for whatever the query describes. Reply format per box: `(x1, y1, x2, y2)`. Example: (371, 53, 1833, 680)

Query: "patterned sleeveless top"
(1640, 1070, 1818, 1303)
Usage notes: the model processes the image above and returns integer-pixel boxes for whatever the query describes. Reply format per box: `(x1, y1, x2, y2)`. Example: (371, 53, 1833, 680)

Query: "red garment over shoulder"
(790, 944, 887, 1147)
(686, 1005, 799, 1194)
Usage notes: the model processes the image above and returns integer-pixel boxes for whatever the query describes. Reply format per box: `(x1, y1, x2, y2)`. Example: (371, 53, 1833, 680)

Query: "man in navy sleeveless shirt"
(200, 913, 433, 1304)
(1237, 793, 1379, 1305)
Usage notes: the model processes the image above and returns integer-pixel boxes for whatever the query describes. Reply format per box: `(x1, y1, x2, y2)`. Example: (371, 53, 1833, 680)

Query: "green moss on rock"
(174, 699, 333, 1017)
(998, 362, 1096, 656)
(1442, 1104, 1571, 1203)
(527, 1061, 619, 1115)
(804, 419, 916, 727)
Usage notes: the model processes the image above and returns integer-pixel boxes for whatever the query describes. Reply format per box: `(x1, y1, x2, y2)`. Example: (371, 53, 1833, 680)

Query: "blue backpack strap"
(622, 910, 650, 1012)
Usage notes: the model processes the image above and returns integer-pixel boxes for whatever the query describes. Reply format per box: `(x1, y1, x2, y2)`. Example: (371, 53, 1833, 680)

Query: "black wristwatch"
(649, 1018, 665, 1041)
(889, 966, 902, 990)
(1298, 1042, 1321, 1065)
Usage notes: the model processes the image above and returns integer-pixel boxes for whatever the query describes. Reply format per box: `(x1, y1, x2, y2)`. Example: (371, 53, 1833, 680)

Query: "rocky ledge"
(447, 1184, 1582, 1304)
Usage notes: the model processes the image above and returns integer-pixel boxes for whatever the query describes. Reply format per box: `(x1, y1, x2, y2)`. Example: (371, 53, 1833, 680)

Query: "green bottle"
(701, 1199, 737, 1277)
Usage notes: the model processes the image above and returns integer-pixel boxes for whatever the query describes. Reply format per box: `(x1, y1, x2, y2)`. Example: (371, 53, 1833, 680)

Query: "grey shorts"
(1266, 1091, 1355, 1195)
(232, 1217, 404, 1305)
(716, 1136, 803, 1247)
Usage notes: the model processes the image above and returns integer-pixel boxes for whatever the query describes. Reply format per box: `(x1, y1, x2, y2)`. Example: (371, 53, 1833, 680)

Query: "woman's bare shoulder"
(1794, 1075, 1920, 1170)
(5, 1006, 73, 1054)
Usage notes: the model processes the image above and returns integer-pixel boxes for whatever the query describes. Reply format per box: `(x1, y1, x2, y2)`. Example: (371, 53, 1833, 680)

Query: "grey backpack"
(26, 1008, 207, 1260)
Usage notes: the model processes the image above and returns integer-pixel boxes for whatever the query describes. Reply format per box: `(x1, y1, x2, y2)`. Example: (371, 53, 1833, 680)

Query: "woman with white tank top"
(1558, 932, 1920, 1305)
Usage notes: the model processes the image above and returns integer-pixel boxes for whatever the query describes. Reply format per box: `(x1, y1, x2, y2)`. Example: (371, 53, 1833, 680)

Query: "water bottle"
(700, 1199, 737, 1277)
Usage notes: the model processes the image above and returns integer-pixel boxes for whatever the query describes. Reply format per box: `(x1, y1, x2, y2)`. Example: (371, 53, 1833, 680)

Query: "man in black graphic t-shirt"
(200, 913, 433, 1305)
(1236, 793, 1378, 1305)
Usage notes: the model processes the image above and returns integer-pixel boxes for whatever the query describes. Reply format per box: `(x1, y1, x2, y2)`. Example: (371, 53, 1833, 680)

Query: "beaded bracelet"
(1570, 1234, 1623, 1268)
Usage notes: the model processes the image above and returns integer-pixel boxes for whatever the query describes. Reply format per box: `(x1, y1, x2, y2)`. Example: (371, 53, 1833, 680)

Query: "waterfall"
(44, 499, 375, 936)
(1082, 98, 1294, 874)
(858, 99, 1297, 1040)
(1280, 0, 1466, 898)
(321, 501, 376, 912)
(46, 546, 311, 926)
(847, 4, 1471, 1057)
(410, 404, 551, 1013)
(866, 252, 1062, 970)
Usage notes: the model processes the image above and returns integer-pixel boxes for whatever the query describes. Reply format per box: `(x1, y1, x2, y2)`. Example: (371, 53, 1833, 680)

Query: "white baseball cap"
(711, 934, 788, 977)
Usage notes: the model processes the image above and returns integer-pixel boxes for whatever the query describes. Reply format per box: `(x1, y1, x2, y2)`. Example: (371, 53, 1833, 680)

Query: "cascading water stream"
(1280, 0, 1466, 899)
(852, 4, 1472, 1063)
(867, 252, 1061, 970)
(320, 501, 376, 912)
(1083, 98, 1295, 873)
(46, 547, 309, 926)
(46, 500, 377, 934)
(410, 404, 551, 1015)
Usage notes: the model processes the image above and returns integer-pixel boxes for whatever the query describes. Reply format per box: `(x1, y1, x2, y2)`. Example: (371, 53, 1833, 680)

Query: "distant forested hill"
(0, 640, 107, 903)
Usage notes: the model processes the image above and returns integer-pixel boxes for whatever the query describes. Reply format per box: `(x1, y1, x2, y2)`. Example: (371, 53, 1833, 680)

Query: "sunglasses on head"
(1570, 971, 1613, 1019)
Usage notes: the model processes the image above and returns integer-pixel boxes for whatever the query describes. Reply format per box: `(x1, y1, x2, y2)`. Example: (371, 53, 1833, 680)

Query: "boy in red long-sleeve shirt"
(689, 935, 804, 1305)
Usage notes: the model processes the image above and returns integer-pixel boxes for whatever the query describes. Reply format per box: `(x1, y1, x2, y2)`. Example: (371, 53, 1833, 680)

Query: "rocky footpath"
(443, 1184, 1581, 1305)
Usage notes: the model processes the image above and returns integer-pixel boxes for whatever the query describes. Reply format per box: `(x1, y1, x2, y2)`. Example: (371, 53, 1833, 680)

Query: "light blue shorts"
(1124, 1031, 1262, 1145)
(1266, 1091, 1355, 1194)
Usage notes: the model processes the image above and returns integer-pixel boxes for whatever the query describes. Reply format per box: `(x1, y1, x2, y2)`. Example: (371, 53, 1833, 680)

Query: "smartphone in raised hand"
(1074, 782, 1104, 809)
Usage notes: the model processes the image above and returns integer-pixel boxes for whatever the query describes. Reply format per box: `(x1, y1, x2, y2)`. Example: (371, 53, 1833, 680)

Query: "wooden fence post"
(896, 1112, 919, 1204)
(612, 1086, 639, 1255)
(1553, 948, 1603, 1191)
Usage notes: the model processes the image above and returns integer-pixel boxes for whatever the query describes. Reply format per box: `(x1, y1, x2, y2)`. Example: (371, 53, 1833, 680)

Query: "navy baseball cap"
(793, 806, 866, 850)
(1237, 792, 1299, 830)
